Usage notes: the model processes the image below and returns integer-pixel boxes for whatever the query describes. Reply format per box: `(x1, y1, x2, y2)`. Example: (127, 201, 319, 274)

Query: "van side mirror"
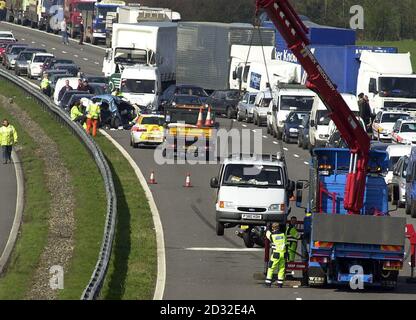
(232, 71, 237, 80)
(210, 177, 219, 188)
(369, 80, 378, 94)
(310, 120, 315, 127)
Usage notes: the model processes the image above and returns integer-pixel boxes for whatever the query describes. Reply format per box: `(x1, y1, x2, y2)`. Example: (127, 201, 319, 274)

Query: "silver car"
(4, 44, 28, 70)
(236, 92, 257, 123)
(14, 49, 47, 76)
(391, 155, 409, 208)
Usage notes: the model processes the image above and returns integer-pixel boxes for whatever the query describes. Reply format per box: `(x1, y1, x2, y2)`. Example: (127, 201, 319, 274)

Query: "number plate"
(242, 214, 262, 220)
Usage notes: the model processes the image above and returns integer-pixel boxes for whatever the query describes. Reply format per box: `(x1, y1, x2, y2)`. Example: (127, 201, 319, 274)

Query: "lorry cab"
(268, 83, 315, 140)
(309, 93, 358, 149)
(357, 52, 416, 115)
(119, 65, 161, 109)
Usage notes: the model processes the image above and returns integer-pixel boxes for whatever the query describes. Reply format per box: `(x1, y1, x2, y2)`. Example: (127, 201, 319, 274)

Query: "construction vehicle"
(256, 0, 415, 288)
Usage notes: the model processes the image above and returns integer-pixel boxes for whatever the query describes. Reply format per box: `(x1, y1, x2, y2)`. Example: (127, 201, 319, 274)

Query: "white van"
(309, 93, 359, 148)
(385, 144, 412, 185)
(53, 77, 81, 105)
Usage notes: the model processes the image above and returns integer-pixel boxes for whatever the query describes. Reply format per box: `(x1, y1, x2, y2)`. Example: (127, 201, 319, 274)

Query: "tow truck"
(256, 0, 416, 288)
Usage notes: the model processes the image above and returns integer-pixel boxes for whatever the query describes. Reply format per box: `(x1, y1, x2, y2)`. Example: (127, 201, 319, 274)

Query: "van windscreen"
(280, 96, 314, 111)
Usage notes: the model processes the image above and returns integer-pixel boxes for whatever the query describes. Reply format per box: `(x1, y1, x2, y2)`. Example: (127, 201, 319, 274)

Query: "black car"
(160, 84, 209, 107)
(92, 95, 137, 129)
(297, 113, 310, 150)
(52, 63, 80, 76)
(206, 89, 241, 118)
(81, 75, 107, 85)
(59, 90, 85, 110)
(282, 112, 309, 144)
(88, 83, 108, 95)
(66, 94, 95, 112)
(42, 58, 75, 71)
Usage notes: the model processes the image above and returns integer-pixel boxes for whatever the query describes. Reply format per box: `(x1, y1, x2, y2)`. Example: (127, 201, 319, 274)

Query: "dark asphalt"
(0, 159, 17, 259)
(2, 21, 416, 299)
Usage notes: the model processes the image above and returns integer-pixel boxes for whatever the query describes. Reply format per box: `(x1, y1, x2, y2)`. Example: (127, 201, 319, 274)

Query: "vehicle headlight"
(219, 201, 234, 209)
(289, 128, 298, 133)
(269, 204, 285, 211)
(319, 134, 328, 139)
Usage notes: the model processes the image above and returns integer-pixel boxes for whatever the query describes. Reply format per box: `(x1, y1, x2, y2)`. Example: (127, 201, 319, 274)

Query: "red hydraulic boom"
(256, 0, 371, 214)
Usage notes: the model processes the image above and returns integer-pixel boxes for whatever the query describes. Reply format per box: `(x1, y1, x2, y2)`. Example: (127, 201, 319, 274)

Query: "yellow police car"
(130, 114, 165, 148)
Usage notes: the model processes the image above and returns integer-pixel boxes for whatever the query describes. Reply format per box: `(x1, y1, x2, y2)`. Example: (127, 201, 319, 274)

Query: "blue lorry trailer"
(297, 148, 407, 288)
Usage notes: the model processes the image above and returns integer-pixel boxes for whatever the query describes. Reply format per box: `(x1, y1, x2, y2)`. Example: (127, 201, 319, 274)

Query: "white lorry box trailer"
(176, 22, 275, 91)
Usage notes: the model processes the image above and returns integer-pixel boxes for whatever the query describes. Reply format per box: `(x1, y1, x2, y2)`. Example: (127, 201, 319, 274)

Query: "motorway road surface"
(2, 21, 416, 300)
(0, 159, 17, 260)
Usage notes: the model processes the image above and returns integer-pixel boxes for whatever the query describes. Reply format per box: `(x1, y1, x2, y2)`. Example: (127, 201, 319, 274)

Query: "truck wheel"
(242, 230, 254, 248)
(406, 201, 411, 215)
(111, 117, 121, 129)
(91, 37, 97, 45)
(392, 186, 399, 205)
(411, 201, 416, 219)
(216, 222, 225, 236)
(236, 111, 242, 122)
(380, 270, 398, 290)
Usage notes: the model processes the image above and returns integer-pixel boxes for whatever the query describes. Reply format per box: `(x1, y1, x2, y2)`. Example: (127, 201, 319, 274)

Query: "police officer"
(40, 73, 51, 97)
(265, 223, 286, 288)
(286, 216, 300, 262)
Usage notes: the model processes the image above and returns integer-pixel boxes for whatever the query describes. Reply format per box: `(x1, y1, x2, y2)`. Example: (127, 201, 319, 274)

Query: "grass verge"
(358, 39, 416, 69)
(96, 134, 157, 300)
(0, 80, 106, 299)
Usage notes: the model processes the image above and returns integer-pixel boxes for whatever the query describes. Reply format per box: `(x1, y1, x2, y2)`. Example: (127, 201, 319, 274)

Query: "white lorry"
(229, 45, 276, 91)
(103, 22, 177, 108)
(357, 52, 416, 114)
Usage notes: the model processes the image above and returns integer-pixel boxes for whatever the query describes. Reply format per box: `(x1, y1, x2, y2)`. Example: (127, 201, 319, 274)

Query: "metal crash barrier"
(0, 70, 117, 300)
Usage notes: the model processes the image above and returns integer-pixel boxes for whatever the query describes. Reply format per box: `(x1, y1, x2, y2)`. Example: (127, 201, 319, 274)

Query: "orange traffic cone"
(205, 106, 213, 127)
(149, 171, 157, 184)
(184, 173, 192, 187)
(196, 107, 203, 128)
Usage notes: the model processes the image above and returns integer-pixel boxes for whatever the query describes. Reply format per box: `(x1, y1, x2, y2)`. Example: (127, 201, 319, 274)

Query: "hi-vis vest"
(40, 78, 50, 89)
(87, 104, 100, 120)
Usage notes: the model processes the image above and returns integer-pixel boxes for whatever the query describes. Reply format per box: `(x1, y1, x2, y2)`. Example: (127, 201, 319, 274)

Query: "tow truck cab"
(297, 148, 406, 288)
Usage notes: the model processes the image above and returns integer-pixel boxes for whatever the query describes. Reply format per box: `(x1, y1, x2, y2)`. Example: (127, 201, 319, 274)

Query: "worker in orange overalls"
(85, 101, 101, 137)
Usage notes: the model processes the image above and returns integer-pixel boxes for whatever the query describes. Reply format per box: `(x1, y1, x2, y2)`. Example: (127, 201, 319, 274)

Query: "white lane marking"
(83, 58, 88, 61)
(74, 54, 78, 58)
(185, 247, 263, 252)
(242, 124, 247, 128)
(294, 154, 300, 158)
(296, 298, 303, 301)
(41, 44, 45, 47)
(31, 41, 36, 44)
(273, 141, 278, 145)
(21, 38, 25, 41)
(94, 61, 99, 65)
(283, 147, 289, 151)
(52, 47, 56, 50)
(304, 161, 309, 165)
(1, 21, 106, 51)
(62, 51, 67, 54)
(293, 286, 299, 289)
(232, 119, 236, 122)
(252, 130, 257, 133)
(263, 135, 267, 139)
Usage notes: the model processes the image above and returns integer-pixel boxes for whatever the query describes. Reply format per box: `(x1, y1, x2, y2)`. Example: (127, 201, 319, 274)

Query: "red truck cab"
(64, 0, 94, 38)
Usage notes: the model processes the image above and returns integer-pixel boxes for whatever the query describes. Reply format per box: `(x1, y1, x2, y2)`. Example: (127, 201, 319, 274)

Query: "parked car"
(59, 90, 85, 109)
(392, 119, 416, 145)
(253, 90, 272, 126)
(52, 63, 80, 76)
(81, 75, 107, 85)
(42, 58, 75, 71)
(236, 91, 257, 123)
(2, 44, 28, 69)
(130, 114, 165, 148)
(372, 110, 410, 141)
(282, 112, 308, 143)
(89, 83, 108, 95)
(297, 113, 310, 149)
(160, 84, 209, 107)
(92, 95, 137, 129)
(14, 48, 47, 76)
(385, 144, 412, 188)
(391, 155, 409, 208)
(206, 89, 241, 118)
(0, 32, 17, 60)
(28, 52, 54, 79)
(405, 147, 416, 217)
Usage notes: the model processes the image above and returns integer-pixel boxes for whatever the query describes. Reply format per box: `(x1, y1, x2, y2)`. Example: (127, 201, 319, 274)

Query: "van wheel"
(216, 222, 225, 236)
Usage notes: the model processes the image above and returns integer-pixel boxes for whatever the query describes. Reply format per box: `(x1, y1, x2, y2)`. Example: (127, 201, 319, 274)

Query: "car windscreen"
(141, 117, 164, 125)
(86, 77, 106, 84)
(381, 113, 409, 123)
(175, 96, 202, 105)
(316, 110, 331, 126)
(380, 77, 416, 99)
(287, 113, 307, 124)
(249, 95, 256, 104)
(280, 96, 314, 111)
(33, 55, 51, 63)
(226, 91, 240, 99)
(10, 47, 27, 54)
(222, 164, 284, 188)
(166, 111, 199, 125)
(177, 87, 208, 97)
(389, 156, 401, 170)
(259, 98, 272, 108)
(18, 52, 33, 61)
(121, 79, 155, 94)
(53, 59, 74, 65)
(0, 33, 14, 39)
(400, 123, 416, 133)
(61, 91, 80, 105)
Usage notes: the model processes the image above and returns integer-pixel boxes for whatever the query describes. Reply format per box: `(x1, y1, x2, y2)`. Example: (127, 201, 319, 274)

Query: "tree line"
(129, 0, 416, 41)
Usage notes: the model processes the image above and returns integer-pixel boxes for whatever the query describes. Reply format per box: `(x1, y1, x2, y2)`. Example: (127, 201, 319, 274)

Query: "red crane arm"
(256, 0, 371, 214)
